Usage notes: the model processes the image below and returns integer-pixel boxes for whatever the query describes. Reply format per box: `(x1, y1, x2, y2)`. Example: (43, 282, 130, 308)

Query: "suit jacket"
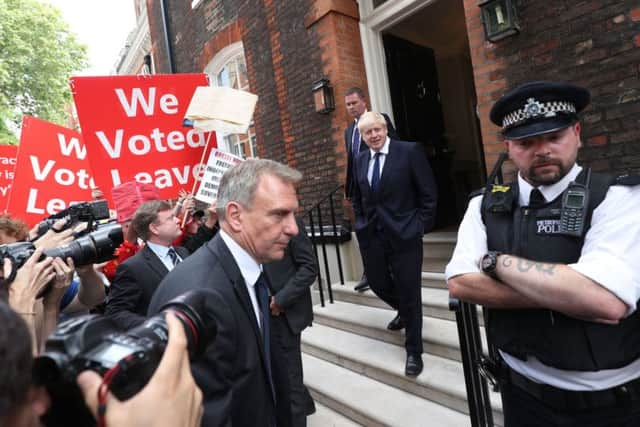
(105, 244, 189, 331)
(148, 235, 291, 427)
(352, 139, 437, 250)
(344, 113, 397, 199)
(264, 217, 316, 336)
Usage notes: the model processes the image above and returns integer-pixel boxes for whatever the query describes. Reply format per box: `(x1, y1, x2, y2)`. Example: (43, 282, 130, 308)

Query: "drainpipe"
(159, 0, 176, 73)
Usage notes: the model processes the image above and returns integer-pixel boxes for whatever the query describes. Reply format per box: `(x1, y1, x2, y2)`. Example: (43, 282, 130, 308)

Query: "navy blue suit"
(352, 139, 437, 354)
(344, 113, 397, 199)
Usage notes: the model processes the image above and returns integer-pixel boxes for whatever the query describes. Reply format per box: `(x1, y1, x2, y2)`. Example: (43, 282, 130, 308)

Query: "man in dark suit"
(149, 159, 301, 427)
(264, 216, 317, 427)
(344, 87, 397, 293)
(106, 200, 188, 331)
(352, 111, 437, 377)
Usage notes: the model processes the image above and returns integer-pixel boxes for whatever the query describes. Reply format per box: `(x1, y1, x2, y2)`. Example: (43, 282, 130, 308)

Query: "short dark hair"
(0, 215, 29, 243)
(0, 302, 33, 419)
(131, 200, 173, 241)
(345, 87, 366, 100)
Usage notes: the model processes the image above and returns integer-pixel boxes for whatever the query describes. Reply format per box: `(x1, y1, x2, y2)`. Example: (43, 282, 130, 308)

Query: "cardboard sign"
(195, 148, 244, 204)
(0, 144, 17, 212)
(70, 74, 216, 204)
(8, 117, 96, 226)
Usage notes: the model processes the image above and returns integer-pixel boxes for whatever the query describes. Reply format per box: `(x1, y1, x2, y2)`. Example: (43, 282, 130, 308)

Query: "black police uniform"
(448, 81, 640, 426)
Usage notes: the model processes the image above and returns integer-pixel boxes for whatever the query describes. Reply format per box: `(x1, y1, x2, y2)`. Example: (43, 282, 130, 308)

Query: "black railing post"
(450, 298, 494, 427)
(315, 206, 334, 304)
(328, 194, 345, 285)
(307, 211, 325, 307)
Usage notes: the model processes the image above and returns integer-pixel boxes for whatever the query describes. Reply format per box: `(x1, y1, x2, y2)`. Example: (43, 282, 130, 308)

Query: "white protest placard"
(196, 148, 244, 204)
(185, 86, 258, 134)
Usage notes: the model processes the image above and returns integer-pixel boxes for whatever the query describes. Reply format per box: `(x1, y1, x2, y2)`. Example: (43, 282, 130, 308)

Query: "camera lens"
(43, 223, 123, 267)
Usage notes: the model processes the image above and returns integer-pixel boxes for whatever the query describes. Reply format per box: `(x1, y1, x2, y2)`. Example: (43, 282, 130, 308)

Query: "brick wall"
(463, 0, 640, 176)
(145, 0, 354, 218)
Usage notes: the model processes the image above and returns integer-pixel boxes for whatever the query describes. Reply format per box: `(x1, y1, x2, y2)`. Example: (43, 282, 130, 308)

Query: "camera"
(34, 290, 216, 427)
(35, 200, 110, 238)
(0, 223, 123, 289)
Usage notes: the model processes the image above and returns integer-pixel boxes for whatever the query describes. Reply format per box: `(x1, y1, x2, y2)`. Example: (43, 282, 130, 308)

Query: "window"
(204, 42, 256, 159)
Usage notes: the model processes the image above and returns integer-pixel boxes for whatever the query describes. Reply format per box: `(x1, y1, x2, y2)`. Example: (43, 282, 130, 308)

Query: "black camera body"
(35, 200, 110, 238)
(0, 223, 123, 289)
(35, 290, 216, 427)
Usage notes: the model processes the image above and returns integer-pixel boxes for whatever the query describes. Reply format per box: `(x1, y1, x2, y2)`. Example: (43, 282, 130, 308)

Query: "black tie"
(255, 274, 276, 402)
(529, 188, 546, 207)
(167, 247, 180, 267)
(371, 152, 381, 192)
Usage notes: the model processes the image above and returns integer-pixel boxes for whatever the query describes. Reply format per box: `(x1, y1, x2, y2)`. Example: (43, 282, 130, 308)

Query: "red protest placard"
(0, 144, 17, 212)
(8, 116, 96, 226)
(70, 74, 216, 204)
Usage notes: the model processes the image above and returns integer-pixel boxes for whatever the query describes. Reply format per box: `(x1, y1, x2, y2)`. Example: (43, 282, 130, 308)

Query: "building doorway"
(359, 0, 486, 228)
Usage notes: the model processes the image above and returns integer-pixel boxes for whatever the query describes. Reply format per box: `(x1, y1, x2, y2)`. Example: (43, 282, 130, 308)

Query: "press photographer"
(34, 289, 214, 427)
(1, 216, 123, 353)
(0, 300, 204, 427)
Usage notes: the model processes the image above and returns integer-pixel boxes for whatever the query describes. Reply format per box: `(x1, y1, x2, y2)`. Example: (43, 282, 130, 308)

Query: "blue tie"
(352, 124, 360, 157)
(167, 247, 180, 267)
(255, 274, 276, 402)
(371, 152, 381, 192)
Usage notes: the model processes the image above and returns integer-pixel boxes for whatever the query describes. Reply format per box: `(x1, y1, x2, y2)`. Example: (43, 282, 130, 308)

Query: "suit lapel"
(358, 150, 372, 192)
(213, 236, 275, 401)
(142, 245, 169, 280)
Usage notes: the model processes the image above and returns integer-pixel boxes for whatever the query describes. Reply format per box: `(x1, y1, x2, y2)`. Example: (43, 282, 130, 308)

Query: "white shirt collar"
(369, 136, 390, 158)
(146, 241, 171, 258)
(517, 163, 582, 206)
(219, 229, 262, 288)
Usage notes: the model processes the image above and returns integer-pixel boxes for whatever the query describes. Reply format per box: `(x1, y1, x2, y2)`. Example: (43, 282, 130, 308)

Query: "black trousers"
(361, 232, 423, 355)
(501, 381, 640, 427)
(273, 318, 315, 427)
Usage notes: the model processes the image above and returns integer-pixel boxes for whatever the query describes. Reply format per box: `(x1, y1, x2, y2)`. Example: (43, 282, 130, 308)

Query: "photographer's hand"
(42, 257, 74, 311)
(77, 312, 204, 427)
(5, 248, 55, 354)
(33, 219, 84, 250)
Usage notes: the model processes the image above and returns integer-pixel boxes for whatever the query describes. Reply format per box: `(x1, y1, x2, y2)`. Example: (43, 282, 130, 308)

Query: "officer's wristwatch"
(480, 251, 502, 278)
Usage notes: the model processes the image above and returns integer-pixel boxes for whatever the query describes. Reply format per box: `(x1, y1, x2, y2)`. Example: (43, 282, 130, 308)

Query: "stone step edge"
(302, 324, 503, 419)
(303, 353, 473, 427)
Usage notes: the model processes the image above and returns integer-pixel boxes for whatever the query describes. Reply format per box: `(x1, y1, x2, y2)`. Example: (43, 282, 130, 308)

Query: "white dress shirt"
(219, 230, 263, 329)
(445, 163, 640, 390)
(146, 241, 182, 272)
(367, 137, 391, 186)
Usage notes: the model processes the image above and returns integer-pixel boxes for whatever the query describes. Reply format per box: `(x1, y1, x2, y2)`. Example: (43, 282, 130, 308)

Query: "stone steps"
(312, 300, 474, 362)
(303, 353, 472, 427)
(329, 281, 473, 324)
(308, 402, 364, 427)
(302, 323, 503, 425)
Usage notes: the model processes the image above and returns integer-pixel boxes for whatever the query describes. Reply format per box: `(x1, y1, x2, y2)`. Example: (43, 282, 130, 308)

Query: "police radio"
(559, 169, 591, 237)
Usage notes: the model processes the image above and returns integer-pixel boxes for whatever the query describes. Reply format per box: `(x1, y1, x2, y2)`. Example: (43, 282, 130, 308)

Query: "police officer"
(446, 81, 640, 426)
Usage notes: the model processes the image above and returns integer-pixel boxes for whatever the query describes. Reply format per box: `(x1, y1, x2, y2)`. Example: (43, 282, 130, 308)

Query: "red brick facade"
(146, 0, 639, 216)
(462, 0, 640, 176)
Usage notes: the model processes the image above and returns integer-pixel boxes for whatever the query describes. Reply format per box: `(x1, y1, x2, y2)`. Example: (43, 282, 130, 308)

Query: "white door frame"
(357, 0, 439, 123)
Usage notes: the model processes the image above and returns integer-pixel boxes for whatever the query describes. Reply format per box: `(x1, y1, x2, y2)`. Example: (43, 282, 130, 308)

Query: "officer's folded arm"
(493, 254, 628, 323)
(448, 272, 542, 309)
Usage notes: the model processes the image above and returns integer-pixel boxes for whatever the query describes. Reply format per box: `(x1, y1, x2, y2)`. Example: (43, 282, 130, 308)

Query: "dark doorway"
(383, 34, 458, 229)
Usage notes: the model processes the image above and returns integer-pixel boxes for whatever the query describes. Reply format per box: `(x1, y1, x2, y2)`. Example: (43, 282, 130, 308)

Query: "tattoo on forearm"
(515, 259, 556, 276)
(501, 256, 512, 268)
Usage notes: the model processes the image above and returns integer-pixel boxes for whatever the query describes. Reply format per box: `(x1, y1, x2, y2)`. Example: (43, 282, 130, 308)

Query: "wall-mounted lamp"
(311, 78, 335, 114)
(479, 0, 520, 42)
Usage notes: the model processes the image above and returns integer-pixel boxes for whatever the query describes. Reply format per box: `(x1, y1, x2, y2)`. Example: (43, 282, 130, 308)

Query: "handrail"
(303, 184, 346, 307)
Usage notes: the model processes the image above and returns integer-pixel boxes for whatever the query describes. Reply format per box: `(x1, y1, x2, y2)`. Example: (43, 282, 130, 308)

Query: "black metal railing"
(449, 151, 508, 427)
(304, 184, 349, 307)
